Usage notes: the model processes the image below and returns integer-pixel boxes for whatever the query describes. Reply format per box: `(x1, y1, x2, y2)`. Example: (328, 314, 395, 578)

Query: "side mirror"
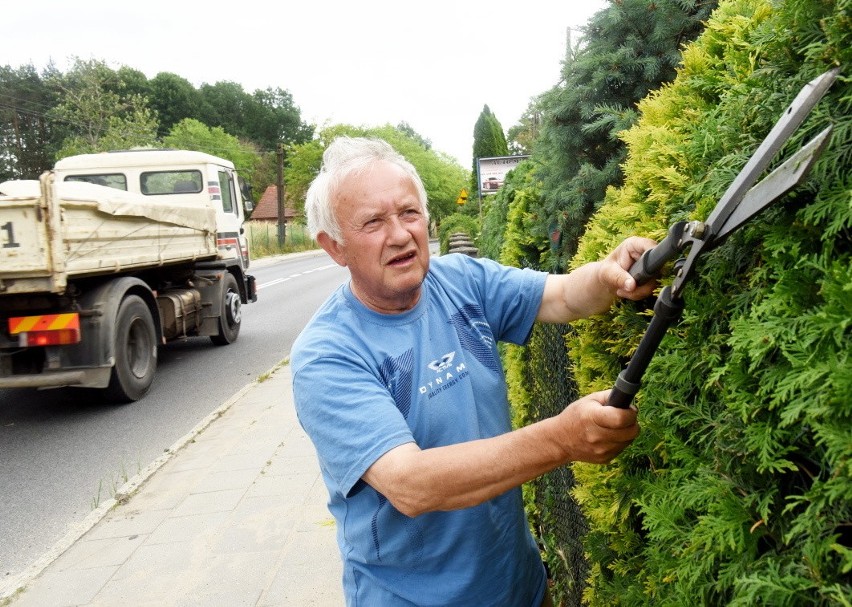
(238, 176, 254, 217)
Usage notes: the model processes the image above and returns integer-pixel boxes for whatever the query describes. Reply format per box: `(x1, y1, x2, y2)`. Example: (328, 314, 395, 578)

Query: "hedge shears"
(608, 67, 840, 409)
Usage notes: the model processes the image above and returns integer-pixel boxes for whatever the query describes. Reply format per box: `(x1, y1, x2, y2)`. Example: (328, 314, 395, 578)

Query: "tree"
(0, 63, 60, 179)
(48, 58, 158, 158)
(396, 121, 432, 150)
(506, 96, 544, 155)
(470, 104, 509, 202)
(532, 0, 719, 268)
(114, 66, 151, 100)
(567, 0, 851, 602)
(283, 124, 468, 226)
(196, 82, 313, 153)
(163, 118, 259, 180)
(245, 87, 314, 151)
(196, 81, 251, 136)
(148, 72, 201, 138)
(472, 104, 508, 164)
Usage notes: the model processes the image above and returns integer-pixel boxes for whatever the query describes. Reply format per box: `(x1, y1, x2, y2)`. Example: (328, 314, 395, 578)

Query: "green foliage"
(0, 64, 61, 179)
(148, 72, 202, 137)
(498, 171, 550, 270)
(471, 104, 509, 193)
(283, 138, 325, 216)
(283, 123, 469, 227)
(195, 81, 313, 152)
(163, 118, 259, 177)
(49, 58, 159, 158)
(531, 0, 719, 270)
(437, 213, 480, 254)
(0, 56, 314, 180)
(480, 161, 531, 260)
(563, 0, 851, 603)
(506, 97, 544, 156)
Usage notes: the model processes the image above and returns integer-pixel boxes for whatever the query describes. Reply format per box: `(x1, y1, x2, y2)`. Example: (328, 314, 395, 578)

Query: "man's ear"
(317, 232, 347, 267)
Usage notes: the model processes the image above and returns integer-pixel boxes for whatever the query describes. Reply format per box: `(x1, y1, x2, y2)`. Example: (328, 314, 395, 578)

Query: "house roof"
(250, 185, 298, 221)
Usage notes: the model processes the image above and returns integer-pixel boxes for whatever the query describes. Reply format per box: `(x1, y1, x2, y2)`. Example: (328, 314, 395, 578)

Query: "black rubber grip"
(608, 371, 641, 409)
(629, 221, 688, 284)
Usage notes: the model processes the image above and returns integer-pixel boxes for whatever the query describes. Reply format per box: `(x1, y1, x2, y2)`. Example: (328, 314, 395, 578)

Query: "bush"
(565, 0, 851, 604)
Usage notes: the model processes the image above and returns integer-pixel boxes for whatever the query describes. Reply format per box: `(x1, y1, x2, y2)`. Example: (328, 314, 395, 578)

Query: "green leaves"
(508, 0, 852, 604)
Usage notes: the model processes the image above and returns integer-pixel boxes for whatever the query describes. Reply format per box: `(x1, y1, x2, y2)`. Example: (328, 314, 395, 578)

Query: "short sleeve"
(293, 355, 414, 497)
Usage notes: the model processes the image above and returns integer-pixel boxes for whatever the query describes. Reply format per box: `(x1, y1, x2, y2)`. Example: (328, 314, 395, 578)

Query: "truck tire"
(211, 272, 242, 346)
(105, 295, 158, 403)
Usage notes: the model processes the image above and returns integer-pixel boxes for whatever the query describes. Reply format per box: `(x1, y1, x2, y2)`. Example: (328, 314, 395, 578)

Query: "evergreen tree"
(471, 104, 509, 200)
(533, 0, 718, 268)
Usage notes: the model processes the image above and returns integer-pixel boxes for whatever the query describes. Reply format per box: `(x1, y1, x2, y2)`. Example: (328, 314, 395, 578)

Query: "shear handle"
(629, 221, 690, 285)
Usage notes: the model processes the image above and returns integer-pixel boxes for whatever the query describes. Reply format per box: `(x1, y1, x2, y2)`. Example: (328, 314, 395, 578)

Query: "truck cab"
(54, 149, 254, 271)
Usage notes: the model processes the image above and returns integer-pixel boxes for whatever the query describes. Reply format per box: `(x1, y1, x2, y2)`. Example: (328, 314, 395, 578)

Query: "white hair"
(305, 136, 429, 243)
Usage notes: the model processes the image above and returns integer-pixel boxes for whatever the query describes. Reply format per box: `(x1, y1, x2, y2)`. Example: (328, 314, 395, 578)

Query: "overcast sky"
(5, 0, 608, 167)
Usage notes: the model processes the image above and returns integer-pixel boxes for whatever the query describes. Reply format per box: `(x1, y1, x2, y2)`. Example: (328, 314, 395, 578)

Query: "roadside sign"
(476, 155, 529, 197)
(456, 188, 468, 205)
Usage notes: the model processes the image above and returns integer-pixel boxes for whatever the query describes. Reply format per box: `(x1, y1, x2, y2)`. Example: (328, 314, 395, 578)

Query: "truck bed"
(0, 173, 218, 294)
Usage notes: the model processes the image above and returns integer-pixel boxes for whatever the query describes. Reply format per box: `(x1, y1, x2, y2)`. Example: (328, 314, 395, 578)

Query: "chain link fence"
(524, 323, 589, 606)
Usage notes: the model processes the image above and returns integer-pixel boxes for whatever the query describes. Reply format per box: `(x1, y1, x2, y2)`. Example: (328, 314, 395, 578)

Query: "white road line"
(257, 263, 339, 290)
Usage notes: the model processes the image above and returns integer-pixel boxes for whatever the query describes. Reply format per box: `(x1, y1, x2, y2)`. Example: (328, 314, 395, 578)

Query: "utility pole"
(276, 143, 286, 246)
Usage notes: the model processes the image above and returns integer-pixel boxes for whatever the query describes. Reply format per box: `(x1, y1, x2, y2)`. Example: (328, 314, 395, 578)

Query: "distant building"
(249, 185, 299, 223)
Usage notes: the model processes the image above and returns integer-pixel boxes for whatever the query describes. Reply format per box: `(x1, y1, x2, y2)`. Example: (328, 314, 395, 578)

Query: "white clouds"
(7, 0, 607, 167)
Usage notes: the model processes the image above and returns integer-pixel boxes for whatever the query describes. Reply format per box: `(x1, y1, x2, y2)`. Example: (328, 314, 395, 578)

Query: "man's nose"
(386, 215, 411, 241)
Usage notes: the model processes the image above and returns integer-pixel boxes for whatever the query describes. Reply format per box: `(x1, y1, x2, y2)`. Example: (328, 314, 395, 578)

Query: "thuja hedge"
(563, 0, 850, 604)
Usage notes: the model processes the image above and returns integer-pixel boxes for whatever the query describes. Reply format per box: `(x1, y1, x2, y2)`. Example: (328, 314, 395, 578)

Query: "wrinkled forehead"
(335, 161, 422, 209)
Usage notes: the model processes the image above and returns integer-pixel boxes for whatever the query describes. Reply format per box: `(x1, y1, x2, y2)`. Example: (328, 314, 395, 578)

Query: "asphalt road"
(0, 250, 349, 581)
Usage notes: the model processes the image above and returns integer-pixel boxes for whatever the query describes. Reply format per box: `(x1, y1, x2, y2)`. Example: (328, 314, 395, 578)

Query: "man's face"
(320, 161, 430, 314)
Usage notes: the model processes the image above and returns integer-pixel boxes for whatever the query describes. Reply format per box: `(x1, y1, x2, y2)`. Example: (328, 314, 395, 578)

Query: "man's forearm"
(363, 416, 570, 517)
(537, 262, 617, 323)
(362, 392, 639, 517)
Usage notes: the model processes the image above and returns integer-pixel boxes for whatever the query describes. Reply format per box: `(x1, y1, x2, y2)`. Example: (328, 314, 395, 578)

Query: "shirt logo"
(420, 352, 469, 398)
(427, 351, 456, 373)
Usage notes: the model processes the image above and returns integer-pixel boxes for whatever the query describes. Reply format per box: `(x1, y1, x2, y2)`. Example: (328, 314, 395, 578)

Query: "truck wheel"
(105, 295, 158, 403)
(211, 272, 241, 346)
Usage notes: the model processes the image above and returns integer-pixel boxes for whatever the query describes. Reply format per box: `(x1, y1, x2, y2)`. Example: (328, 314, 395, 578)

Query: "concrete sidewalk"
(2, 363, 343, 607)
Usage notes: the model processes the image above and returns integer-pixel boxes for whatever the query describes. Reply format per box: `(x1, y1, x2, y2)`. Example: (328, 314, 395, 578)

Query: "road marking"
(257, 264, 339, 290)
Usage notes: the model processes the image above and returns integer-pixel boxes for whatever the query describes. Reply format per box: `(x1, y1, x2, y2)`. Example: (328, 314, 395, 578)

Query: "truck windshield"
(141, 170, 203, 195)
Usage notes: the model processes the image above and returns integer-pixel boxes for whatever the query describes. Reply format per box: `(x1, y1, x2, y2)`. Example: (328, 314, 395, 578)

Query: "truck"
(0, 149, 258, 402)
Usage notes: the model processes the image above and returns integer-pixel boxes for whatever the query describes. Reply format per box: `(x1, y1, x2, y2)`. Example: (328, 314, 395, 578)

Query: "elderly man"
(291, 136, 656, 606)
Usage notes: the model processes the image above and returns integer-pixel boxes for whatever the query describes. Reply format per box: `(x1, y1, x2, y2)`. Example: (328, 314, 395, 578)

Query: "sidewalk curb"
(0, 360, 288, 602)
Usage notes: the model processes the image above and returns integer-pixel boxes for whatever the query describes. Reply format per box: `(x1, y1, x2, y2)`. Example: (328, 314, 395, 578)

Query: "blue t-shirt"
(291, 253, 548, 606)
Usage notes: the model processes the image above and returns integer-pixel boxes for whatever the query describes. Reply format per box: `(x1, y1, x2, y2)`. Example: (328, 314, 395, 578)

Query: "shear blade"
(704, 68, 840, 237)
(712, 125, 834, 242)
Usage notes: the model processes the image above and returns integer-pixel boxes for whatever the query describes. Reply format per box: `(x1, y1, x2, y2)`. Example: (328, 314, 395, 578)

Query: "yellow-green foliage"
(568, 0, 850, 604)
